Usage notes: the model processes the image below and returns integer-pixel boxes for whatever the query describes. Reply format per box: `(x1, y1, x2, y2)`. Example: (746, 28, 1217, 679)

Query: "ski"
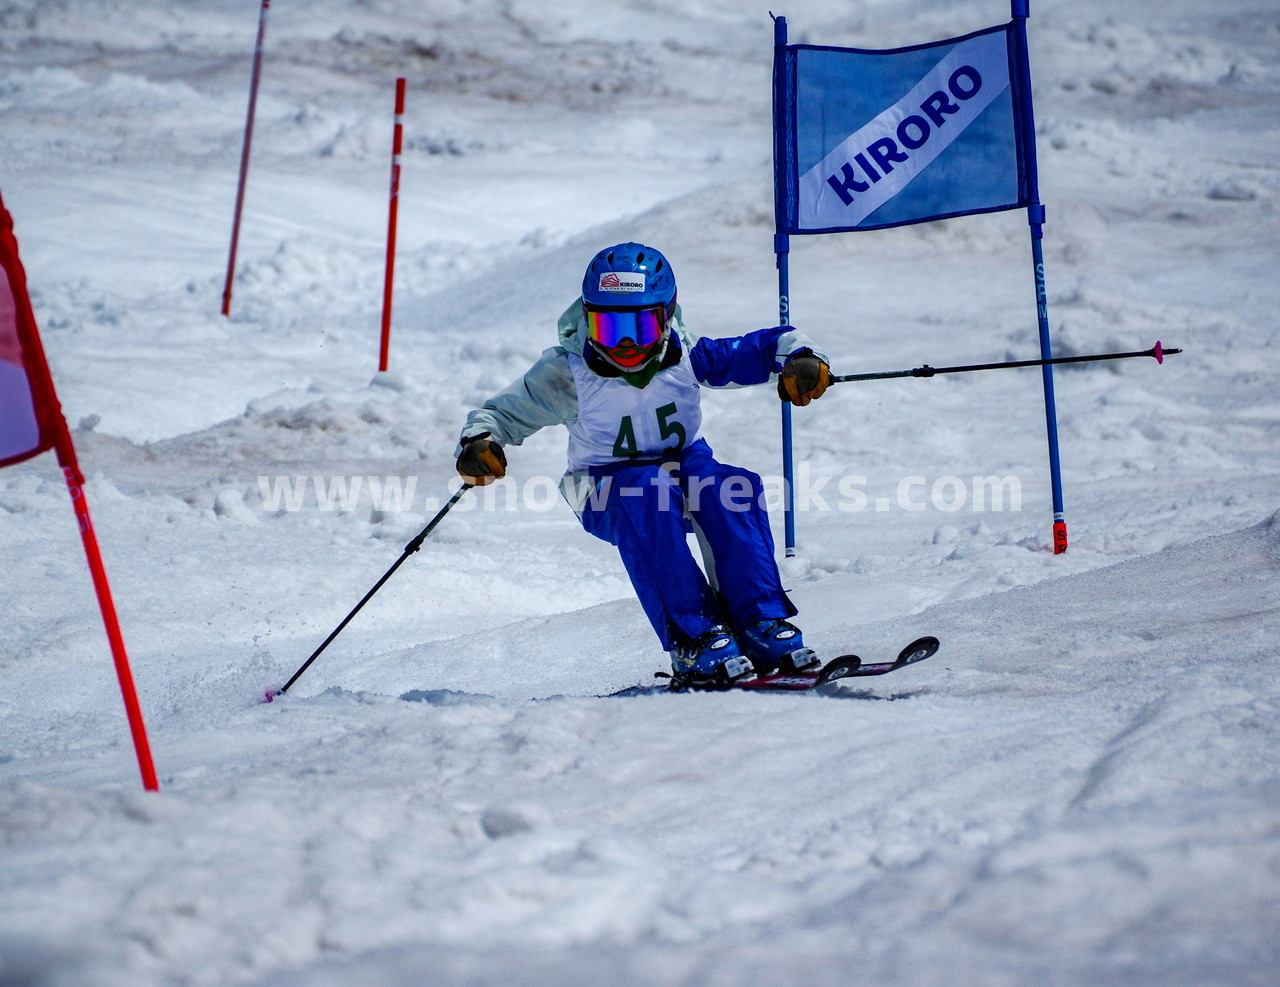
(732, 654, 862, 691)
(608, 636, 940, 696)
(734, 635, 939, 692)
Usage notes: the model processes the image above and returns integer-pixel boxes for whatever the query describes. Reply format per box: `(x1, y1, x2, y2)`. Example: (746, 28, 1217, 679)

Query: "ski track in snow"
(1, 1, 1279, 984)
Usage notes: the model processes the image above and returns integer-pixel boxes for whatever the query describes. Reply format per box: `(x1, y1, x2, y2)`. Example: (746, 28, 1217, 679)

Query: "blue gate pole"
(1012, 0, 1068, 553)
(778, 240, 796, 557)
(773, 13, 798, 557)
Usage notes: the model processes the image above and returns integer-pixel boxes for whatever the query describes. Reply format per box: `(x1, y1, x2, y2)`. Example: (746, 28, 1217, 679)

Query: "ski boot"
(737, 618, 819, 675)
(669, 624, 754, 689)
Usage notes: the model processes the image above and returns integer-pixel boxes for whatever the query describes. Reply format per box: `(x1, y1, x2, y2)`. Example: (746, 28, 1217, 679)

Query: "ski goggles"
(584, 305, 668, 350)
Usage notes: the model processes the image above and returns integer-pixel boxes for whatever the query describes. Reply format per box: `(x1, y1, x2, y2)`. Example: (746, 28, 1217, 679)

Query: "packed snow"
(2, 0, 1278, 984)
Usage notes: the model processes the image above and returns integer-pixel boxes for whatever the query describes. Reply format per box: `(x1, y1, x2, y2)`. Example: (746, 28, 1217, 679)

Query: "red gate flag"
(0, 209, 60, 468)
(0, 191, 159, 791)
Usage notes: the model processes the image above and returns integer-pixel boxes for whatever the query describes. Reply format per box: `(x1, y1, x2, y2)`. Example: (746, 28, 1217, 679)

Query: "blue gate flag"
(775, 23, 1031, 234)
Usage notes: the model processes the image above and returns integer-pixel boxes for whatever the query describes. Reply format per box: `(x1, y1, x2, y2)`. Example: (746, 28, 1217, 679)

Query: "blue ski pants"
(578, 439, 796, 650)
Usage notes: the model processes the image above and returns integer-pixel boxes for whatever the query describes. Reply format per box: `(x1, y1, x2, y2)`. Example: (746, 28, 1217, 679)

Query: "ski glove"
(456, 433, 507, 486)
(778, 350, 830, 407)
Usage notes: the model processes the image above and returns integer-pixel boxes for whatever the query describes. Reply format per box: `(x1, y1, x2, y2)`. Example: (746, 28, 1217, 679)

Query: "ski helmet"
(581, 243, 677, 373)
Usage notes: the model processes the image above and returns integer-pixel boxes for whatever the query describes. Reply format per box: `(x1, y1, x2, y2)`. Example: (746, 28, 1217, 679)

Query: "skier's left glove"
(456, 432, 507, 486)
(778, 350, 830, 407)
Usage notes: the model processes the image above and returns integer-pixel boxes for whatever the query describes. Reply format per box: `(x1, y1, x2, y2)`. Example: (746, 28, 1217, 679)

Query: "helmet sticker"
(599, 271, 646, 293)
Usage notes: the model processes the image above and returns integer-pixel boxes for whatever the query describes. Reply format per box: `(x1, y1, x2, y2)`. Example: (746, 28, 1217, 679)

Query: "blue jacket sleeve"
(688, 326, 824, 388)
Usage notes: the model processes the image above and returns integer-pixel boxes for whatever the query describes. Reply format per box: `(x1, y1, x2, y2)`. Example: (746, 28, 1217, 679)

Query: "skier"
(455, 242, 830, 687)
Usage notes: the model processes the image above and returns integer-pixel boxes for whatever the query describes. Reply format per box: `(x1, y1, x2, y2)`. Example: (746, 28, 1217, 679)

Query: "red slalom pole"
(2, 194, 158, 790)
(379, 78, 406, 372)
(57, 442, 159, 792)
(222, 0, 272, 317)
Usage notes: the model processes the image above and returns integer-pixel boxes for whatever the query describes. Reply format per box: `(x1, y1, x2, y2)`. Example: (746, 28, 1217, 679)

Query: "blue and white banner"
(775, 24, 1031, 234)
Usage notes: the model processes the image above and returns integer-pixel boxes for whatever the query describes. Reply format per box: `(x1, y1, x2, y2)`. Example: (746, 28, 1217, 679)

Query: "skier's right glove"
(456, 432, 507, 486)
(778, 350, 830, 407)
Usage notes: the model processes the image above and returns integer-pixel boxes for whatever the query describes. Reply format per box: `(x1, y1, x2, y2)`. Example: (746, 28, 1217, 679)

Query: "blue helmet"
(581, 242, 676, 312)
(580, 243, 678, 374)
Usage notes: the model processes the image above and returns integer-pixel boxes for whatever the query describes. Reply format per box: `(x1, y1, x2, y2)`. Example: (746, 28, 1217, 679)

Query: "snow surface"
(2, 0, 1279, 984)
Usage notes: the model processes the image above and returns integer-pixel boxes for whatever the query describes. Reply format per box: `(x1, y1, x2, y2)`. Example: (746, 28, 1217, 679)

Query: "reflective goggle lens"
(585, 307, 666, 349)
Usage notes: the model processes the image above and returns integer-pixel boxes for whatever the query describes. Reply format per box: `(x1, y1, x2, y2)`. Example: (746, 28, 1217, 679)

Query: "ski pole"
(830, 340, 1181, 384)
(264, 484, 471, 702)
